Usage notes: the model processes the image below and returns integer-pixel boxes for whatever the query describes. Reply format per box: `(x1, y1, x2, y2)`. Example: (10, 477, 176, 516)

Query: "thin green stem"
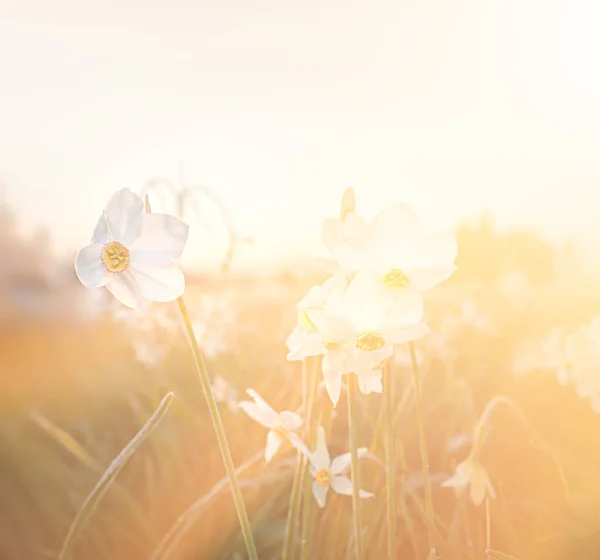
(408, 341, 435, 552)
(59, 392, 174, 560)
(300, 357, 320, 560)
(283, 359, 312, 560)
(383, 362, 396, 559)
(347, 375, 365, 560)
(177, 297, 258, 560)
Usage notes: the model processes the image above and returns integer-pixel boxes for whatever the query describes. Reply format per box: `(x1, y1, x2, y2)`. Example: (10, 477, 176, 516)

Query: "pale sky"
(1, 0, 600, 271)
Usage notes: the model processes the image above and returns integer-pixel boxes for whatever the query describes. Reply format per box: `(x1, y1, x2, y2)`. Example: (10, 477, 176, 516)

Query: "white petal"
(245, 389, 280, 426)
(353, 346, 392, 376)
(330, 476, 353, 495)
(93, 188, 144, 245)
(441, 460, 473, 489)
(410, 266, 457, 291)
(286, 329, 325, 361)
(310, 426, 330, 470)
(330, 448, 369, 475)
(312, 480, 329, 508)
(412, 231, 457, 270)
(322, 347, 346, 407)
(265, 430, 283, 462)
(237, 402, 275, 428)
(129, 213, 189, 266)
(381, 290, 424, 331)
(279, 411, 303, 431)
(306, 310, 355, 344)
(288, 432, 311, 459)
(368, 203, 426, 265)
(106, 272, 149, 308)
(74, 244, 112, 287)
(386, 323, 430, 345)
(357, 371, 383, 395)
(128, 264, 185, 302)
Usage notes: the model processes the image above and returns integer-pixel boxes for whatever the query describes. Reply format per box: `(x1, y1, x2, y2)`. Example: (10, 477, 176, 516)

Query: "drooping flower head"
(442, 451, 496, 506)
(322, 203, 457, 293)
(74, 188, 189, 308)
(308, 426, 373, 508)
(238, 389, 306, 462)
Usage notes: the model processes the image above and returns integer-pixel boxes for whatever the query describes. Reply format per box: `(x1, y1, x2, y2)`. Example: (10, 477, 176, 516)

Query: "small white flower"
(74, 188, 189, 308)
(442, 452, 496, 506)
(308, 426, 373, 508)
(238, 389, 305, 462)
(322, 203, 457, 292)
(285, 274, 348, 362)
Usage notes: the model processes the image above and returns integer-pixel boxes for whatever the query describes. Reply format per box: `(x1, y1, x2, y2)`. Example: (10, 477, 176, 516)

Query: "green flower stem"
(348, 374, 366, 560)
(177, 297, 258, 560)
(58, 392, 174, 560)
(408, 341, 435, 551)
(300, 357, 320, 560)
(283, 358, 313, 560)
(383, 362, 396, 559)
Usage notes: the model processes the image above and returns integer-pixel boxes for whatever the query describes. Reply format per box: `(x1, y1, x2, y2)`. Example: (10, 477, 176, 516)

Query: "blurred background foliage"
(1, 198, 600, 560)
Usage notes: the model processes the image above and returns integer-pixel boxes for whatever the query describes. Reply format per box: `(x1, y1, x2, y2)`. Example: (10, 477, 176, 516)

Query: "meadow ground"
(2, 218, 600, 560)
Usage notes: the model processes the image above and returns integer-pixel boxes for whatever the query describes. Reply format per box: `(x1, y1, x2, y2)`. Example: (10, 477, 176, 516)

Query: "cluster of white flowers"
(238, 389, 372, 507)
(285, 203, 457, 406)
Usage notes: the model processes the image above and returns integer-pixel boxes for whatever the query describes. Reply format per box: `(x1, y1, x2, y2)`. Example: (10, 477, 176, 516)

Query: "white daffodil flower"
(322, 203, 457, 293)
(74, 188, 189, 308)
(442, 453, 496, 506)
(238, 389, 305, 462)
(285, 274, 348, 361)
(309, 426, 373, 508)
(307, 272, 429, 406)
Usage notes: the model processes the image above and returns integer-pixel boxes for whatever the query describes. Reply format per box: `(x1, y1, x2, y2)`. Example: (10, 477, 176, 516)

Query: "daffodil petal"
(356, 371, 383, 394)
(386, 323, 430, 346)
(92, 188, 144, 245)
(410, 266, 457, 291)
(286, 329, 325, 361)
(311, 426, 331, 471)
(305, 310, 355, 344)
(330, 448, 369, 475)
(74, 243, 112, 288)
(265, 430, 283, 462)
(280, 411, 303, 431)
(128, 264, 185, 302)
(106, 272, 149, 309)
(412, 231, 457, 271)
(238, 402, 276, 428)
(129, 213, 189, 266)
(322, 348, 345, 407)
(368, 203, 426, 265)
(246, 389, 281, 426)
(312, 480, 329, 508)
(469, 462, 488, 506)
(441, 460, 473, 489)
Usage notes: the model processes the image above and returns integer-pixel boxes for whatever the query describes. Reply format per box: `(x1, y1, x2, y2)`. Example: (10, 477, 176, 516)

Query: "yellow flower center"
(382, 268, 411, 290)
(299, 309, 318, 332)
(314, 468, 331, 486)
(325, 341, 341, 350)
(356, 332, 385, 351)
(102, 241, 130, 273)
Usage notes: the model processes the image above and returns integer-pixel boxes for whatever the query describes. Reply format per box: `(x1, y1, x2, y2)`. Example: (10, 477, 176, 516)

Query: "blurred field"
(2, 204, 600, 560)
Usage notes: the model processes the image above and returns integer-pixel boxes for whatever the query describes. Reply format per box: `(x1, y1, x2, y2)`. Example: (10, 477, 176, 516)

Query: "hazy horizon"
(2, 0, 600, 271)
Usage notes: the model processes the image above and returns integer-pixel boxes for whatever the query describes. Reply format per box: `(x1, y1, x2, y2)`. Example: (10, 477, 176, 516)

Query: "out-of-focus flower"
(441, 300, 495, 335)
(322, 203, 457, 293)
(442, 452, 496, 506)
(565, 316, 600, 413)
(512, 328, 569, 380)
(212, 376, 239, 413)
(74, 188, 189, 308)
(308, 426, 373, 508)
(307, 272, 429, 406)
(238, 389, 305, 462)
(285, 274, 348, 362)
